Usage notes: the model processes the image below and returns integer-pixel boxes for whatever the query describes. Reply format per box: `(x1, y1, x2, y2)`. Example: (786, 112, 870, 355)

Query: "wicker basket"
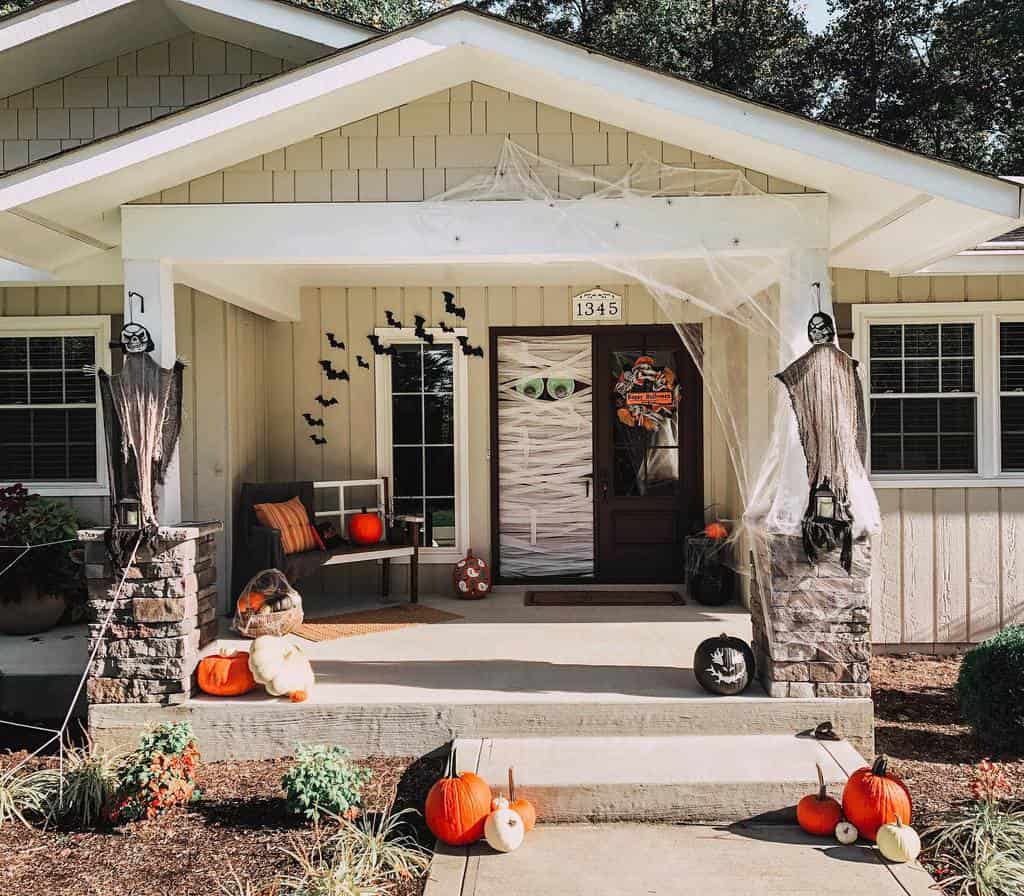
(236, 606, 304, 639)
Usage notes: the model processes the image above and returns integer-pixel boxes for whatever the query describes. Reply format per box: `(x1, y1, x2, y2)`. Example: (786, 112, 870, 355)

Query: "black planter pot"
(684, 535, 734, 606)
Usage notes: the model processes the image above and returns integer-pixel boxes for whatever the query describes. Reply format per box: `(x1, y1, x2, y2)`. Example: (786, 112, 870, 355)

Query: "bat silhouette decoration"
(310, 434, 327, 445)
(325, 332, 345, 350)
(413, 315, 434, 344)
(368, 334, 397, 356)
(302, 413, 325, 427)
(437, 321, 455, 334)
(356, 356, 370, 368)
(385, 310, 403, 328)
(443, 291, 466, 319)
(319, 359, 350, 380)
(456, 335, 484, 358)
(315, 394, 338, 407)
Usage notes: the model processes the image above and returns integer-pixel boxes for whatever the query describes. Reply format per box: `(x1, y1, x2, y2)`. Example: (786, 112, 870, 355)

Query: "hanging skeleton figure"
(775, 309, 870, 572)
(96, 292, 186, 566)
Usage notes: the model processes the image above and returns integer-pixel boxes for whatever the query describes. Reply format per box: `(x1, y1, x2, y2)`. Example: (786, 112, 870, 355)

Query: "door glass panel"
(611, 350, 681, 496)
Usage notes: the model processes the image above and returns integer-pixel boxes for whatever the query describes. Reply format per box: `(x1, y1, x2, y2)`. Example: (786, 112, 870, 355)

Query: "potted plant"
(0, 484, 82, 635)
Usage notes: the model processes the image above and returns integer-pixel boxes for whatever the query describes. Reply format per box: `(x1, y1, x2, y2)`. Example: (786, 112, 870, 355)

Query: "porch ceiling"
(0, 8, 1020, 281)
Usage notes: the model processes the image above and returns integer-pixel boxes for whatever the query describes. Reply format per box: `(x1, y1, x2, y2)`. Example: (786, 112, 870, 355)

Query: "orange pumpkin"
(349, 509, 384, 546)
(842, 755, 912, 842)
(237, 591, 266, 614)
(704, 521, 729, 540)
(197, 648, 257, 697)
(425, 747, 492, 845)
(508, 767, 536, 832)
(797, 764, 842, 836)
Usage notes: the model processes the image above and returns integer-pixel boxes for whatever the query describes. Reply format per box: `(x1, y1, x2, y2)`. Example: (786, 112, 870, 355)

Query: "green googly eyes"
(514, 377, 578, 399)
(547, 377, 575, 400)
(516, 377, 545, 399)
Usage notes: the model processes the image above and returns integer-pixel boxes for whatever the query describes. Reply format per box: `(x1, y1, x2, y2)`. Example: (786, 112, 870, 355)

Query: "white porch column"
(122, 258, 181, 525)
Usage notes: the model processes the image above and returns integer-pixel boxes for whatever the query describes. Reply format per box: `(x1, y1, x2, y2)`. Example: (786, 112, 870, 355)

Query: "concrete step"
(457, 734, 866, 824)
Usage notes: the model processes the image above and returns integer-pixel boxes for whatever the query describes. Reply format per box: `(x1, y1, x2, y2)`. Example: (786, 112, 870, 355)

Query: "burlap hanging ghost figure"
(775, 311, 871, 572)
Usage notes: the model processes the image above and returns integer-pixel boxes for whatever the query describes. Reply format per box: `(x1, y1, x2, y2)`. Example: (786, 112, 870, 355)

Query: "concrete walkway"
(425, 824, 936, 896)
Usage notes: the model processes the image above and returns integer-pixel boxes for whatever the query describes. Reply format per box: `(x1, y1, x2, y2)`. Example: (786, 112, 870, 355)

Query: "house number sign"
(572, 288, 623, 322)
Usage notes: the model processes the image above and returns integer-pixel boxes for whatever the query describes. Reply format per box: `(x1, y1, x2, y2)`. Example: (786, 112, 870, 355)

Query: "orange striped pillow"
(253, 496, 325, 556)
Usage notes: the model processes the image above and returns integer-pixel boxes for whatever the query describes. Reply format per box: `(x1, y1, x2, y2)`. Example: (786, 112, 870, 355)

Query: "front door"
(491, 325, 702, 583)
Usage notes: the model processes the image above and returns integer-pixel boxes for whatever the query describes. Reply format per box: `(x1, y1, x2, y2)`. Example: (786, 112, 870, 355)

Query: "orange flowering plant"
(108, 722, 200, 824)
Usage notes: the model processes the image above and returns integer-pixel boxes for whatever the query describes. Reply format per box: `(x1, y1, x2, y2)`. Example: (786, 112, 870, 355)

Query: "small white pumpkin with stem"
(876, 818, 921, 863)
(248, 635, 315, 702)
(835, 820, 859, 845)
(484, 806, 525, 853)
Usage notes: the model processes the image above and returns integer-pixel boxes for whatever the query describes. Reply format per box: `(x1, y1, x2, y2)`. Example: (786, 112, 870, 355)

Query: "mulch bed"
(873, 653, 1024, 823)
(0, 751, 444, 896)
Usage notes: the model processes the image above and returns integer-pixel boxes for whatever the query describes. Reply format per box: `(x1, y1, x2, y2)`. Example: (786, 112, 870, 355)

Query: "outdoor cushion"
(252, 496, 325, 555)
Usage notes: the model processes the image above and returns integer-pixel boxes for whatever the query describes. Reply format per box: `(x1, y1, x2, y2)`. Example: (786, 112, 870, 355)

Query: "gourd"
(197, 648, 257, 697)
(484, 807, 525, 853)
(835, 820, 859, 845)
(248, 635, 315, 702)
(797, 764, 843, 836)
(704, 521, 729, 540)
(876, 819, 921, 863)
(491, 795, 510, 811)
(348, 509, 383, 545)
(841, 755, 912, 842)
(425, 747, 493, 846)
(508, 767, 536, 832)
(237, 591, 266, 615)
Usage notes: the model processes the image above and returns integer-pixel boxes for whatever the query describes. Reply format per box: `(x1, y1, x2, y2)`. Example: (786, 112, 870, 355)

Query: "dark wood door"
(594, 326, 703, 582)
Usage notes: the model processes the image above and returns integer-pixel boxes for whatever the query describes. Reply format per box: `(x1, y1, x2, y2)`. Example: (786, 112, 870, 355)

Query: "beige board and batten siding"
(0, 34, 289, 173)
(262, 284, 745, 598)
(834, 268, 1024, 652)
(0, 284, 268, 601)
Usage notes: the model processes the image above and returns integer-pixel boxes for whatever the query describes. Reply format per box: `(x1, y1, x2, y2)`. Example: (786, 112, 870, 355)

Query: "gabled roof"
(0, 5, 1020, 278)
(0, 0, 376, 99)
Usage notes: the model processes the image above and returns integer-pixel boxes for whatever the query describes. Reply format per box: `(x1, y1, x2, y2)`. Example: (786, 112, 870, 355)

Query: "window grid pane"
(389, 343, 456, 547)
(1000, 322, 1024, 471)
(868, 322, 977, 474)
(0, 334, 97, 482)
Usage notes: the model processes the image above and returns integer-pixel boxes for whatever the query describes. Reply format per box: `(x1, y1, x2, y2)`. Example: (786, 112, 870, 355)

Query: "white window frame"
(373, 326, 470, 563)
(0, 315, 112, 497)
(853, 300, 1024, 488)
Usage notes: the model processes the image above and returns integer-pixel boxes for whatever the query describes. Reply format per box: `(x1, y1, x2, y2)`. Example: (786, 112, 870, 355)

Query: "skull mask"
(121, 322, 154, 354)
(807, 311, 836, 346)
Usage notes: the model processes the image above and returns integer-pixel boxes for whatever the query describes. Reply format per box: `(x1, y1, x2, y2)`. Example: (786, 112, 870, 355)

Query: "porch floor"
(205, 590, 756, 705)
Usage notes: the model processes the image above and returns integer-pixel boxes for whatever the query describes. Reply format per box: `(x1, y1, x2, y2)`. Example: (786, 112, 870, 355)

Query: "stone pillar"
(80, 522, 222, 705)
(752, 534, 871, 698)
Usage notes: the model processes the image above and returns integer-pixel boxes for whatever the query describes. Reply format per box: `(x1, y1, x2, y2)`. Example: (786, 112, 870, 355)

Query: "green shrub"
(957, 626, 1024, 752)
(282, 745, 371, 822)
(110, 722, 200, 823)
(0, 764, 59, 828)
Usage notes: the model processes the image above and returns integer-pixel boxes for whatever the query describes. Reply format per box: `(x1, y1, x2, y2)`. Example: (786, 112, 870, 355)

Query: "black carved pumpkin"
(693, 633, 755, 695)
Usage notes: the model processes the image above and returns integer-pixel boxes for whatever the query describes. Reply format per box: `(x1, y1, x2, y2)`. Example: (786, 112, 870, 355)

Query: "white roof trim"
(0, 8, 1020, 275)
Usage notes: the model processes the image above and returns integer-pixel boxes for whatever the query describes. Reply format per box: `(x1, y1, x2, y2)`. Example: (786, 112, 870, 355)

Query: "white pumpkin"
(491, 795, 510, 811)
(835, 820, 859, 845)
(876, 819, 921, 864)
(484, 807, 525, 853)
(249, 635, 315, 702)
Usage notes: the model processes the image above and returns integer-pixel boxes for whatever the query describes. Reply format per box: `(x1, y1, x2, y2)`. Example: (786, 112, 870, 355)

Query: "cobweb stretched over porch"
(416, 139, 881, 645)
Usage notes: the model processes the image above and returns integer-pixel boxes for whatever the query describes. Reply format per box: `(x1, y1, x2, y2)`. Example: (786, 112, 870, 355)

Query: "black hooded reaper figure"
(97, 304, 185, 564)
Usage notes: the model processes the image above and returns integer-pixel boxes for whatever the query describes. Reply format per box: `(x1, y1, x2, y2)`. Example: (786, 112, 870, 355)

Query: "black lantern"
(812, 481, 837, 520)
(118, 498, 141, 529)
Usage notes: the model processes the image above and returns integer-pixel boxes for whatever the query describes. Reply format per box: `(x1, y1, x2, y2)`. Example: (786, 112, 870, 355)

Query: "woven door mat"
(524, 591, 684, 606)
(292, 604, 464, 642)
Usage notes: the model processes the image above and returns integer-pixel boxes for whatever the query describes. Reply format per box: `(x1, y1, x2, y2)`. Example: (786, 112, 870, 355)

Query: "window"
(375, 328, 467, 559)
(0, 317, 110, 494)
(854, 302, 1024, 485)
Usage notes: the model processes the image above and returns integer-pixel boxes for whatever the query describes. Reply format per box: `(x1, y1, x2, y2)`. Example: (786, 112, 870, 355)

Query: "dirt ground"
(1, 655, 1020, 894)
(0, 752, 444, 896)
(873, 653, 1024, 822)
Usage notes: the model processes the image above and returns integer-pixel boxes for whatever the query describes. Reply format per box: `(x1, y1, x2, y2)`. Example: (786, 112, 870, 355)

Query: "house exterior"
(1, 0, 1022, 655)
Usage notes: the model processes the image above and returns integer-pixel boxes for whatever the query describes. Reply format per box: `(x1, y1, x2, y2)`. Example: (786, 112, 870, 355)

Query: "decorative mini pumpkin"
(842, 755, 912, 842)
(425, 747, 493, 846)
(237, 591, 266, 615)
(835, 820, 859, 845)
(797, 764, 843, 836)
(704, 521, 729, 540)
(485, 807, 525, 853)
(349, 509, 383, 545)
(693, 633, 755, 696)
(491, 794, 510, 811)
(508, 767, 536, 832)
(248, 635, 315, 702)
(876, 818, 921, 864)
(453, 550, 491, 599)
(197, 648, 257, 697)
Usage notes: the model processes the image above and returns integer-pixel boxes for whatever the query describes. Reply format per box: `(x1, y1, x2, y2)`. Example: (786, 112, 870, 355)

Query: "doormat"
(524, 591, 684, 606)
(292, 605, 464, 643)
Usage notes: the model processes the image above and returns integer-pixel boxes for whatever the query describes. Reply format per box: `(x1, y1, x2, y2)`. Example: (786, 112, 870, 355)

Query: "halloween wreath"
(613, 355, 680, 431)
